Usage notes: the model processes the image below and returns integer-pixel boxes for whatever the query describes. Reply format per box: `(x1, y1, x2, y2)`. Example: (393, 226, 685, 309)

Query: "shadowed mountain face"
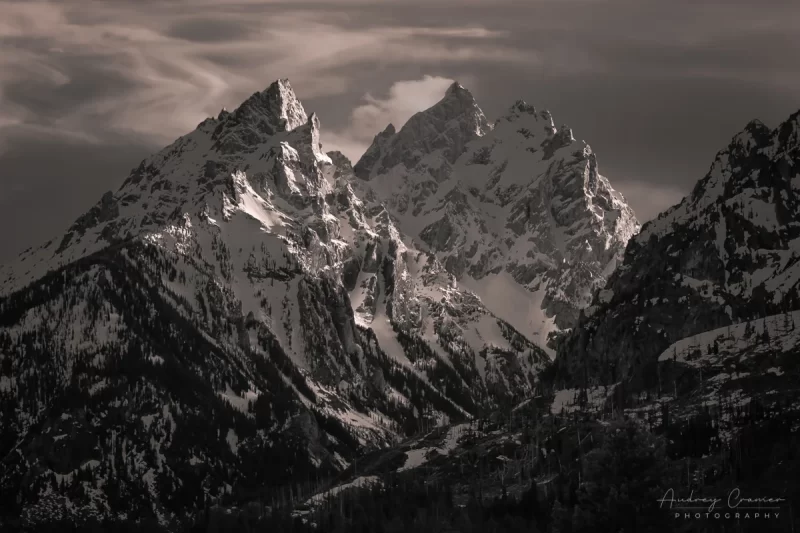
(557, 111, 800, 391)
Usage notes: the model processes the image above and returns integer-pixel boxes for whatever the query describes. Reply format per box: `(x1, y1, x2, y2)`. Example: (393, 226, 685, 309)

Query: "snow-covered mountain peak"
(353, 83, 490, 181)
(639, 111, 799, 246)
(743, 118, 769, 134)
(0, 79, 341, 297)
(2, 81, 639, 360)
(206, 78, 309, 156)
(352, 85, 639, 351)
(445, 80, 462, 94)
(505, 99, 537, 117)
(726, 118, 771, 157)
(443, 80, 472, 101)
(560, 107, 800, 392)
(1, 77, 549, 408)
(237, 77, 308, 132)
(421, 81, 487, 131)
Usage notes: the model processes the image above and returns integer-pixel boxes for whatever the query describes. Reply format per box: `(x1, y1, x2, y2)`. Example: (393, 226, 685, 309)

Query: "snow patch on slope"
(461, 273, 557, 358)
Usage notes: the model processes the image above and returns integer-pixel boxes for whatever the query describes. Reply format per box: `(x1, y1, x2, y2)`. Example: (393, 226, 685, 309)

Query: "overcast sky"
(1, 0, 799, 264)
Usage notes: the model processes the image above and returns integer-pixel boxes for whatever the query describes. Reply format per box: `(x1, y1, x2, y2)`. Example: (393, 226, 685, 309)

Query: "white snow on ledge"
(657, 310, 800, 366)
(218, 384, 260, 414)
(550, 384, 618, 415)
(461, 272, 557, 359)
(306, 476, 382, 506)
(398, 423, 471, 472)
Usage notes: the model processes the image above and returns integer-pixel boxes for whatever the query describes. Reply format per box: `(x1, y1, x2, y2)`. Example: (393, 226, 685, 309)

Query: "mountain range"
(0, 78, 797, 532)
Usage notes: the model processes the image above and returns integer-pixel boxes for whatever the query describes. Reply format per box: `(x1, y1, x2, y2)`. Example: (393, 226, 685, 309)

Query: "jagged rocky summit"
(549, 111, 800, 456)
(2, 73, 796, 531)
(1, 78, 611, 528)
(353, 82, 640, 354)
(292, 110, 800, 524)
(557, 111, 800, 390)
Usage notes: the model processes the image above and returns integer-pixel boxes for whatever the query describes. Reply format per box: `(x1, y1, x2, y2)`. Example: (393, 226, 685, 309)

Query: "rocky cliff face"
(307, 107, 800, 510)
(3, 76, 799, 531)
(0, 79, 553, 529)
(556, 111, 800, 392)
(354, 83, 639, 354)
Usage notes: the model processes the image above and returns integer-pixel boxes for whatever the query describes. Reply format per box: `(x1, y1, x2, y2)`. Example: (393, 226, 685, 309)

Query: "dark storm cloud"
(0, 0, 798, 264)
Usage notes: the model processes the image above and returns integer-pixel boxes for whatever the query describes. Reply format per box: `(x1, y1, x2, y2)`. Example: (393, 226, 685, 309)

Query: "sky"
(1, 0, 799, 264)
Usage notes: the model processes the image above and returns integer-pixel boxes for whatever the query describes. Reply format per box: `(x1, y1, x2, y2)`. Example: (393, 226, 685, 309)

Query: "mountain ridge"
(353, 83, 639, 352)
(284, 108, 800, 533)
(6, 77, 795, 532)
(556, 108, 800, 390)
(0, 79, 566, 528)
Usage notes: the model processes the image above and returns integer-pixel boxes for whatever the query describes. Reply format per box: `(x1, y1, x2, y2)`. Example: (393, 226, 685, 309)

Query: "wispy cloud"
(2, 0, 794, 151)
(0, 2, 525, 147)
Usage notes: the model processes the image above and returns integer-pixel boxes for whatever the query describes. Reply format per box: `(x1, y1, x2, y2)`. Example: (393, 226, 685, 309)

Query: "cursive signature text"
(659, 488, 787, 513)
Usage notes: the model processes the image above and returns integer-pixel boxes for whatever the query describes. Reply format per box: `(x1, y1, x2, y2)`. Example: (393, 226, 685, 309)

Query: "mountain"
(542, 111, 800, 507)
(2, 74, 799, 532)
(353, 82, 639, 354)
(556, 111, 800, 391)
(276, 111, 800, 533)
(0, 79, 563, 529)
(0, 79, 393, 529)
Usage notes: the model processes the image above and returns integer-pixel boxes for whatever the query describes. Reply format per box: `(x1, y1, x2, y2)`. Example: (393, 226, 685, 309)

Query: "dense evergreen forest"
(13, 410, 798, 533)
